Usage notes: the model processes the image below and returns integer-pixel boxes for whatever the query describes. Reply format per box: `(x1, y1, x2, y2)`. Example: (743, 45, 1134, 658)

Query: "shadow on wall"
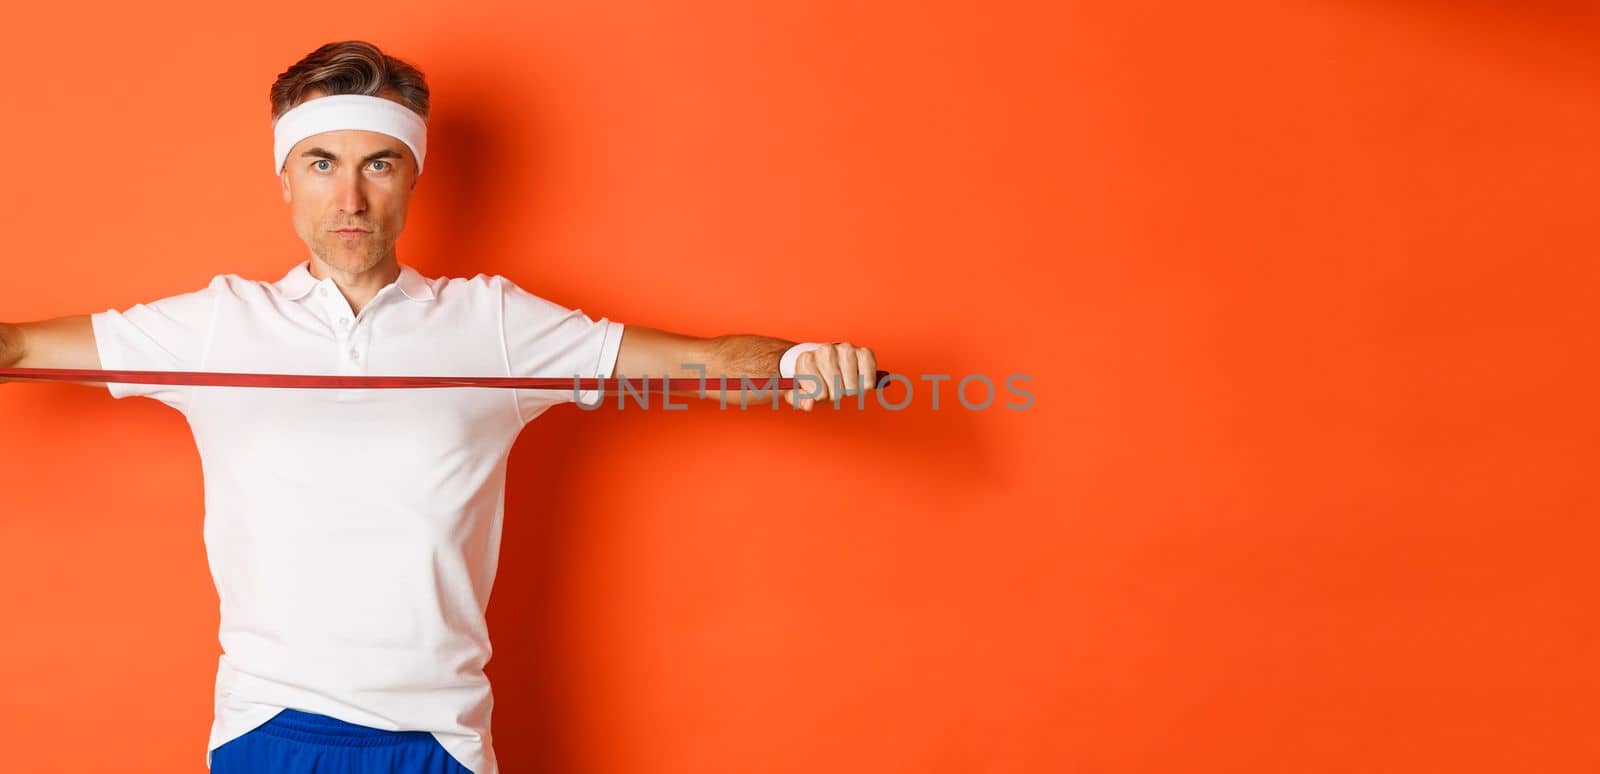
(401, 62, 1004, 771)
(487, 391, 994, 771)
(1321, 0, 1600, 78)
(407, 67, 563, 281)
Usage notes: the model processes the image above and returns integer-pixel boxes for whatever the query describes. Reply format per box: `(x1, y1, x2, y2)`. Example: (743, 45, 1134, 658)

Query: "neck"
(307, 253, 400, 315)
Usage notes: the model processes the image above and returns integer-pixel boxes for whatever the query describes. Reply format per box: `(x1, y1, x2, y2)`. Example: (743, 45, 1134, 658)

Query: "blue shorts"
(210, 708, 474, 773)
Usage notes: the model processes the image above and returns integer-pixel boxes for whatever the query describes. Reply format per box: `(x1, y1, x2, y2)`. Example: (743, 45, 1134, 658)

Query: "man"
(0, 40, 877, 774)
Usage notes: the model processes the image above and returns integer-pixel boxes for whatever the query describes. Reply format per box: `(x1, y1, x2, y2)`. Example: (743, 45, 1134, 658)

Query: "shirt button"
(339, 317, 350, 326)
(348, 349, 360, 361)
(319, 287, 328, 297)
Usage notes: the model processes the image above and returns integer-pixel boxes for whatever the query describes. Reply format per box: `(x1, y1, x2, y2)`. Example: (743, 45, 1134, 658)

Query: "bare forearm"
(648, 333, 792, 402)
(0, 322, 24, 368)
(0, 322, 22, 383)
(706, 334, 790, 380)
(609, 326, 816, 404)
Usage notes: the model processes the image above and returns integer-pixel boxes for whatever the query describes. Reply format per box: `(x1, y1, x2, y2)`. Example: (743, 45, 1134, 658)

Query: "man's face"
(279, 98, 419, 274)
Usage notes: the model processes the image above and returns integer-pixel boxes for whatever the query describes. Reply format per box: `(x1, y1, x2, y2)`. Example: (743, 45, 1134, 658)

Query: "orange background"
(1, 1, 1596, 772)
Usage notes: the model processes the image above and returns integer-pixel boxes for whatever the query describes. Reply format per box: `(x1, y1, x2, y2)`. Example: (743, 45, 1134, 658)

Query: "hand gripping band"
(273, 94, 428, 176)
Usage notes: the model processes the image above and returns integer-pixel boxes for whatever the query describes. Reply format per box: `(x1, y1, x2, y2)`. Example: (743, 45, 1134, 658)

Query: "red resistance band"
(0, 367, 893, 392)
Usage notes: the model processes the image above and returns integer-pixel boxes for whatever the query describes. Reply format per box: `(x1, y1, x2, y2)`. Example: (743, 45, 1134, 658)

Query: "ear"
(280, 171, 291, 203)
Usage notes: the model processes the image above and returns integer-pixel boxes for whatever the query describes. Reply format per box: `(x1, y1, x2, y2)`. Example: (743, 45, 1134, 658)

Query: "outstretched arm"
(612, 324, 877, 411)
(0, 316, 106, 389)
(0, 323, 20, 372)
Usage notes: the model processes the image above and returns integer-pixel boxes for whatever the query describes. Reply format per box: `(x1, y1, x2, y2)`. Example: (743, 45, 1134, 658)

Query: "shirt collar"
(274, 259, 435, 303)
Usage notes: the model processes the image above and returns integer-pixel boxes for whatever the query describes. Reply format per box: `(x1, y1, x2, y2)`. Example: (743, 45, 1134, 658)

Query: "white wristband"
(778, 342, 824, 378)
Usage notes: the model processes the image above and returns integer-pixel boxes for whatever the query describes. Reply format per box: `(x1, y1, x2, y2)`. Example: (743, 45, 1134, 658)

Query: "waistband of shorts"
(256, 708, 438, 748)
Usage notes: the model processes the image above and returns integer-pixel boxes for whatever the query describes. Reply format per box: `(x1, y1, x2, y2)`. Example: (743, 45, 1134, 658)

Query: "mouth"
(332, 229, 371, 239)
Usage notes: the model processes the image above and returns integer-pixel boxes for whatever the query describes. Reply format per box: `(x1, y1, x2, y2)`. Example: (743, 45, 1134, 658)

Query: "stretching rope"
(0, 367, 893, 392)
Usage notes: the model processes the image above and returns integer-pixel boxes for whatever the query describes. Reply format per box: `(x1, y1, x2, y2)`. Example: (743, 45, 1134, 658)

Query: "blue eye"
(370, 160, 389, 171)
(314, 159, 331, 171)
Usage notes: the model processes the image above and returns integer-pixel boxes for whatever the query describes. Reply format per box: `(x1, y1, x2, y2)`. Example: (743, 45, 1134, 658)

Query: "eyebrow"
(299, 147, 405, 164)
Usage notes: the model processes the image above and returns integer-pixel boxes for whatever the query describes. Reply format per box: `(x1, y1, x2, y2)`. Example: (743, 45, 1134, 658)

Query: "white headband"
(272, 93, 428, 176)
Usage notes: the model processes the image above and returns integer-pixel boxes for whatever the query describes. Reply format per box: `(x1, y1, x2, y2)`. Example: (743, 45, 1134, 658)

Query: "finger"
(834, 343, 860, 396)
(810, 345, 840, 403)
(791, 372, 825, 409)
(795, 350, 824, 411)
(857, 346, 877, 390)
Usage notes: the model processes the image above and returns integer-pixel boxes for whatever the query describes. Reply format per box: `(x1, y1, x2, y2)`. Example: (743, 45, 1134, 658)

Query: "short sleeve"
(499, 276, 624, 423)
(89, 276, 222, 411)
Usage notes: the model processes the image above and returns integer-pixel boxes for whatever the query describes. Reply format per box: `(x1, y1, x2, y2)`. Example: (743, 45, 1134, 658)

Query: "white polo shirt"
(89, 259, 625, 774)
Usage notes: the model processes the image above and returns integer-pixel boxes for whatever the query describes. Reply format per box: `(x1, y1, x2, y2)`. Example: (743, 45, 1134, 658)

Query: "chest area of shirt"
(207, 296, 502, 379)
(185, 295, 519, 449)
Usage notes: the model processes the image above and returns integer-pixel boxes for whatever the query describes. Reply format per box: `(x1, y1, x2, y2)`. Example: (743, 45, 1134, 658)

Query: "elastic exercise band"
(0, 367, 892, 392)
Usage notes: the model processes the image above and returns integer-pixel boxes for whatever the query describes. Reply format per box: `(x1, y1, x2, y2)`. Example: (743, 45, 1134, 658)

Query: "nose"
(333, 167, 368, 216)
